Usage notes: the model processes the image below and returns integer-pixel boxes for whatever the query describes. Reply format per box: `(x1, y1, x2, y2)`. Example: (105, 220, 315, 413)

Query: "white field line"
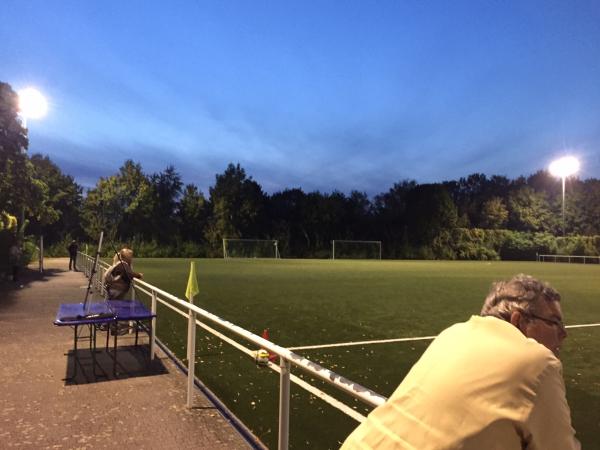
(289, 323, 600, 352)
(565, 323, 600, 329)
(288, 335, 437, 351)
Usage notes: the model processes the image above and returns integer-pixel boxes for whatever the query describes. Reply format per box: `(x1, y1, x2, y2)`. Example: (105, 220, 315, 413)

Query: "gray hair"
(480, 274, 561, 321)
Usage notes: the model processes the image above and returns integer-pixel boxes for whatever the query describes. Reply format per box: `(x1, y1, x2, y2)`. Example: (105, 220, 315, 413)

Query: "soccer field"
(131, 258, 600, 449)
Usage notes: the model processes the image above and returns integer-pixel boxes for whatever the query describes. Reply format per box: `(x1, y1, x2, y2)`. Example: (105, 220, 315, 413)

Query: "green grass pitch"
(130, 258, 600, 449)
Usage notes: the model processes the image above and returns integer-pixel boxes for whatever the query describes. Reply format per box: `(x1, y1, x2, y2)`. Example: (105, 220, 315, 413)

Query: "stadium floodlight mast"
(549, 156, 580, 236)
(17, 87, 48, 266)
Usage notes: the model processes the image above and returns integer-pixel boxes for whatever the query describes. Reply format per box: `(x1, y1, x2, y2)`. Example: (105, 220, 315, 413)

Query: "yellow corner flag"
(185, 261, 199, 302)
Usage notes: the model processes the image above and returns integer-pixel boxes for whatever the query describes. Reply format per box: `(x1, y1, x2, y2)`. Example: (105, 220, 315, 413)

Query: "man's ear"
(510, 310, 525, 332)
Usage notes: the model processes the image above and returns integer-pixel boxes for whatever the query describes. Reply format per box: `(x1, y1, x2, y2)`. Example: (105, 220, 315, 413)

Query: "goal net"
(223, 239, 280, 259)
(332, 240, 382, 260)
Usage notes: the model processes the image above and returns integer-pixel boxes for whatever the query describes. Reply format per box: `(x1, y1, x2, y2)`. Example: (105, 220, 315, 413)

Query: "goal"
(332, 240, 382, 260)
(537, 253, 600, 264)
(223, 239, 281, 259)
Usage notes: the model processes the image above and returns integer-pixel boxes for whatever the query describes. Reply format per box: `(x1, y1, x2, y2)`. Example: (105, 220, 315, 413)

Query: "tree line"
(2, 80, 600, 264)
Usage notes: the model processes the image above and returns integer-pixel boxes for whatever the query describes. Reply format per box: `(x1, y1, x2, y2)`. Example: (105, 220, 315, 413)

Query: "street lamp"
(17, 87, 48, 270)
(549, 156, 580, 236)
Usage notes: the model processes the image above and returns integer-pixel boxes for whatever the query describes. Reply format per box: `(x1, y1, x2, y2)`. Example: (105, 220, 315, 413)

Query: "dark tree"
(149, 165, 183, 243)
(205, 163, 266, 250)
(267, 188, 310, 257)
(405, 183, 458, 245)
(178, 184, 209, 242)
(373, 180, 416, 257)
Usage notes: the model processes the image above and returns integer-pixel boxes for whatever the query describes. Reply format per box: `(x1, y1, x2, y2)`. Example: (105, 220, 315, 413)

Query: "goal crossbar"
(332, 240, 382, 260)
(223, 238, 280, 259)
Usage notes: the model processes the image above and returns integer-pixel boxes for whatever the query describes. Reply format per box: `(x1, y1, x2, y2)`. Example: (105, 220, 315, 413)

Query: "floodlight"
(18, 87, 48, 120)
(548, 156, 580, 236)
(549, 156, 579, 179)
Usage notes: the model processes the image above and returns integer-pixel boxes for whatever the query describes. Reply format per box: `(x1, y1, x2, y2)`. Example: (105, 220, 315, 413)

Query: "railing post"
(39, 235, 44, 273)
(278, 358, 291, 450)
(151, 291, 157, 361)
(187, 299, 197, 408)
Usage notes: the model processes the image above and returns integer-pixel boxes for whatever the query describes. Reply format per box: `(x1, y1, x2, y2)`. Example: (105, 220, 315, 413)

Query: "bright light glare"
(549, 156, 580, 178)
(18, 87, 48, 119)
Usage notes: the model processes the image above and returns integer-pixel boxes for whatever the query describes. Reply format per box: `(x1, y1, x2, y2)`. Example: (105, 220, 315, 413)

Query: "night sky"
(2, 1, 600, 195)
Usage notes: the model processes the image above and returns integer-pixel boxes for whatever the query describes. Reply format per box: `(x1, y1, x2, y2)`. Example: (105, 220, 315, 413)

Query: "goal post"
(223, 238, 280, 259)
(332, 240, 382, 260)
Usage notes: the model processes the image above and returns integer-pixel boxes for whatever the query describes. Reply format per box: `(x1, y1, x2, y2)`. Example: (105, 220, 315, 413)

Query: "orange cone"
(261, 328, 278, 362)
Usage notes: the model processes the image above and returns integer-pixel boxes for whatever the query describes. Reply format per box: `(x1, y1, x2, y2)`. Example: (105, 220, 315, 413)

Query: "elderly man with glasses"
(341, 274, 579, 450)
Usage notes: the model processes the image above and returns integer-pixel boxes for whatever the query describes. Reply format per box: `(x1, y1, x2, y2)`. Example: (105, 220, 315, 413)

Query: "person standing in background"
(67, 239, 78, 271)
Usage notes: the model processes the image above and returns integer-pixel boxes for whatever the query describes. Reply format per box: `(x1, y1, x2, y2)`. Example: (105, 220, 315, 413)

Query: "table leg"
(148, 319, 153, 368)
(113, 322, 118, 377)
(91, 324, 98, 377)
(70, 325, 78, 379)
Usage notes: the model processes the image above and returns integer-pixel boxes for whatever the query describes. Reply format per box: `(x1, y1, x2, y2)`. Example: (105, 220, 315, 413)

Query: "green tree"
(507, 186, 556, 232)
(81, 175, 123, 242)
(81, 160, 160, 243)
(577, 179, 600, 235)
(480, 196, 509, 229)
(118, 160, 154, 240)
(28, 154, 83, 244)
(0, 82, 54, 237)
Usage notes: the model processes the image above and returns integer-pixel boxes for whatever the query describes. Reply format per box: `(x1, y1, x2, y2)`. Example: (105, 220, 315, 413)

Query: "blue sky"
(2, 1, 600, 195)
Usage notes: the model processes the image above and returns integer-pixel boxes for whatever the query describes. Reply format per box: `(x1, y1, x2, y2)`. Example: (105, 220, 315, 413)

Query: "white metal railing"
(78, 252, 386, 449)
(537, 253, 600, 264)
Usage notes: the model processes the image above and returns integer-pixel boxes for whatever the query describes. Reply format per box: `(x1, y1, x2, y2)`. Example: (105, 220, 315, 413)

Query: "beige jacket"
(103, 260, 136, 300)
(341, 316, 580, 450)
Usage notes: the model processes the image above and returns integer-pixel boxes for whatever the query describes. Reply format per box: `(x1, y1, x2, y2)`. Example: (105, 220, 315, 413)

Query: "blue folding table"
(54, 300, 155, 378)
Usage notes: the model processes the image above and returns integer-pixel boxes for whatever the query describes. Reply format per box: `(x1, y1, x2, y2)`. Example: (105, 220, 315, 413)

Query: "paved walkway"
(0, 258, 254, 449)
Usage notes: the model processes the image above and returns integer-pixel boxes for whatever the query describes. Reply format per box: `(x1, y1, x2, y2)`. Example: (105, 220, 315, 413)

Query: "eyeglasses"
(525, 312, 566, 332)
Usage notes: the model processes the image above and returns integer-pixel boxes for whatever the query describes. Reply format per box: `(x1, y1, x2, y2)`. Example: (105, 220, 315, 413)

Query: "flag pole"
(185, 261, 200, 408)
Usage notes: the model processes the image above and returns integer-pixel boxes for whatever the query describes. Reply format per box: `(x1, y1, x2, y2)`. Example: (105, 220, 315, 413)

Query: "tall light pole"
(549, 156, 580, 236)
(17, 87, 48, 243)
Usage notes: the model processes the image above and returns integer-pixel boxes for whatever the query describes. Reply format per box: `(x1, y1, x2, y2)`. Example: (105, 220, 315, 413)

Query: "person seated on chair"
(103, 248, 143, 300)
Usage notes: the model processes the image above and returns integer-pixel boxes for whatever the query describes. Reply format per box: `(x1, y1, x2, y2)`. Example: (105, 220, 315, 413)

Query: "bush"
(21, 239, 38, 265)
(45, 236, 75, 257)
(556, 236, 599, 256)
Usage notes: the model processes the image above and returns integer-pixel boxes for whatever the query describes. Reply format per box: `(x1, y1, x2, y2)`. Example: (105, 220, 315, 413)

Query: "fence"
(78, 252, 386, 449)
(537, 254, 600, 264)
